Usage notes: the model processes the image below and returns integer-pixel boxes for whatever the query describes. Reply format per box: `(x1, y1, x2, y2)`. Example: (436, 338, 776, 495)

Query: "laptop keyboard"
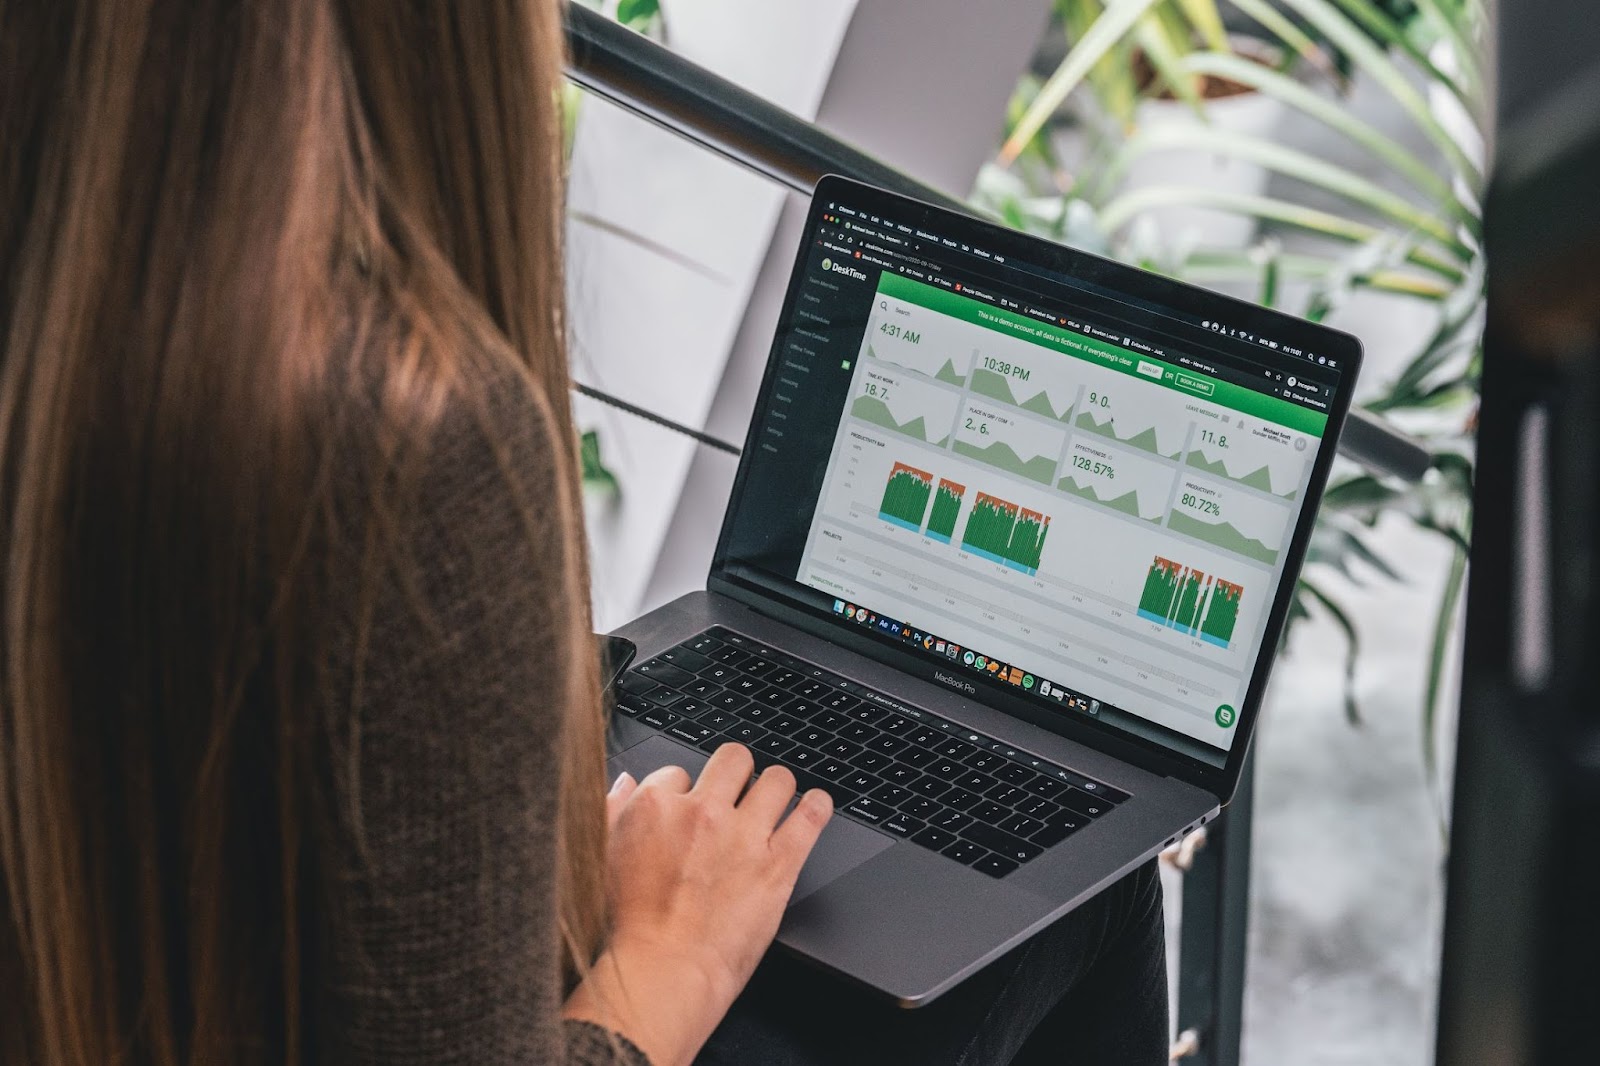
(613, 626, 1131, 879)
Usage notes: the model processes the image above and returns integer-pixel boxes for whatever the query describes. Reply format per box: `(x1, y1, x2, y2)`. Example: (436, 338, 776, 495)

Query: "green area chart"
(1074, 409, 1178, 459)
(1167, 510, 1280, 565)
(1186, 451, 1298, 499)
(969, 366, 1070, 420)
(959, 492, 1050, 576)
(878, 462, 934, 533)
(953, 439, 1057, 485)
(850, 394, 948, 446)
(1136, 556, 1242, 648)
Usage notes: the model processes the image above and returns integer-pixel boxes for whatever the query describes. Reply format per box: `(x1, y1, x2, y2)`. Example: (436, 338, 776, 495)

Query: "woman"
(0, 3, 1167, 1064)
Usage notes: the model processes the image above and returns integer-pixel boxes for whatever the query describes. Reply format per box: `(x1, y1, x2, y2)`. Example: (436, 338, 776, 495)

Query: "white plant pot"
(1117, 88, 1287, 250)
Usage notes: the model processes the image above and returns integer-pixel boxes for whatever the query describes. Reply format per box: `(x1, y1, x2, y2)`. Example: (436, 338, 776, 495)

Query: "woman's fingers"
(637, 763, 693, 794)
(737, 764, 799, 827)
(691, 742, 756, 805)
(606, 771, 638, 830)
(770, 789, 833, 874)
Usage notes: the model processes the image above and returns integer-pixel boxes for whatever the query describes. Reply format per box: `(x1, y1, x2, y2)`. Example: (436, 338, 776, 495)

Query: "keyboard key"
(935, 738, 975, 760)
(658, 647, 712, 672)
(883, 814, 923, 838)
(822, 738, 862, 760)
(765, 668, 801, 688)
(879, 714, 914, 735)
(927, 760, 964, 780)
(1027, 776, 1068, 800)
(910, 826, 956, 851)
(823, 692, 859, 712)
(963, 823, 1045, 862)
(908, 727, 943, 747)
(684, 635, 721, 655)
(870, 784, 912, 807)
(850, 750, 893, 774)
(640, 685, 684, 708)
(710, 691, 746, 711)
(734, 703, 778, 722)
(617, 673, 655, 696)
(970, 800, 1010, 825)
(1060, 788, 1110, 818)
(683, 678, 720, 698)
(729, 675, 763, 695)
(794, 680, 830, 700)
(965, 751, 1005, 773)
(788, 747, 823, 769)
(614, 694, 650, 718)
(1016, 796, 1058, 820)
(909, 776, 952, 799)
(754, 735, 795, 758)
(900, 747, 938, 768)
(699, 709, 738, 730)
(1031, 814, 1085, 847)
(752, 686, 794, 708)
(710, 646, 750, 666)
(900, 797, 938, 819)
(839, 722, 876, 743)
(813, 759, 851, 781)
(671, 699, 710, 719)
(955, 770, 997, 794)
(997, 812, 1045, 838)
(974, 854, 1020, 879)
(930, 810, 973, 833)
(696, 733, 729, 752)
(667, 723, 716, 745)
(941, 788, 981, 812)
(940, 840, 987, 866)
(794, 726, 830, 748)
(699, 663, 738, 685)
(997, 763, 1037, 786)
(840, 770, 880, 794)
(741, 657, 780, 680)
(766, 715, 805, 736)
(869, 734, 909, 755)
(849, 705, 888, 724)
(811, 710, 849, 731)
(637, 660, 698, 688)
(724, 722, 767, 745)
(883, 765, 919, 786)
(785, 700, 822, 720)
(639, 708, 681, 730)
(986, 784, 1028, 807)
(843, 797, 893, 825)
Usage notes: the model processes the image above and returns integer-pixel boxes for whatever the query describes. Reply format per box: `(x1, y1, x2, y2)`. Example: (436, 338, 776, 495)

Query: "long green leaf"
(1226, 0, 1343, 86)
(1411, 0, 1486, 101)
(1275, 0, 1482, 188)
(1097, 186, 1466, 283)
(1298, 578, 1364, 723)
(1134, 14, 1205, 113)
(1327, 0, 1484, 123)
(1002, 0, 1165, 163)
(1093, 125, 1476, 262)
(1175, 0, 1229, 51)
(1422, 541, 1469, 823)
(1178, 52, 1477, 232)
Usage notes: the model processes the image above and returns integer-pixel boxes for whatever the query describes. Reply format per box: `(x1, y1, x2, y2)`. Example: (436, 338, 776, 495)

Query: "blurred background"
(564, 2, 1483, 1061)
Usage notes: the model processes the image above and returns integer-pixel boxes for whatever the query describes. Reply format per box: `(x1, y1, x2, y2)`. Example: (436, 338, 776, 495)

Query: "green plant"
(981, 0, 1485, 798)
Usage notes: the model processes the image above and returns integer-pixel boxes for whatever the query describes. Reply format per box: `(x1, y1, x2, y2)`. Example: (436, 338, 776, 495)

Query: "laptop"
(605, 175, 1361, 1007)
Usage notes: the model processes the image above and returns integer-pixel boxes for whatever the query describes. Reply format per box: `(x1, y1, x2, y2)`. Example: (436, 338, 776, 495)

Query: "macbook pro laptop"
(605, 175, 1361, 1006)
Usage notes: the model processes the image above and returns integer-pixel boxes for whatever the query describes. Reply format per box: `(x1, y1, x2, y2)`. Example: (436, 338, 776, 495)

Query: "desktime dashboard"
(721, 193, 1344, 760)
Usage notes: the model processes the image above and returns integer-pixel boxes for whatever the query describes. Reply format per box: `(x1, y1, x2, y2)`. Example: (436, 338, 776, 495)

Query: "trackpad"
(789, 814, 893, 905)
(605, 736, 893, 905)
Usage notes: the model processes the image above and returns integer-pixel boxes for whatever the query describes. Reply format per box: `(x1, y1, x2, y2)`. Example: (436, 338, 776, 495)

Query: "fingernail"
(610, 771, 634, 793)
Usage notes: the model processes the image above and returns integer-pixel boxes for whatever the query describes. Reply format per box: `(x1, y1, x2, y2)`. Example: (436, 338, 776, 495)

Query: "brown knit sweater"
(311, 367, 648, 1066)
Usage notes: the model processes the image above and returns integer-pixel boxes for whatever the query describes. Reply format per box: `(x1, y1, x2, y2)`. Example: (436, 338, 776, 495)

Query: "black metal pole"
(1177, 749, 1255, 1066)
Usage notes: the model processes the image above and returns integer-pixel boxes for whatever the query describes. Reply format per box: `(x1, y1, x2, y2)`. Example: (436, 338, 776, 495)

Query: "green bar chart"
(878, 462, 934, 533)
(1137, 556, 1243, 648)
(926, 478, 965, 543)
(960, 491, 1051, 576)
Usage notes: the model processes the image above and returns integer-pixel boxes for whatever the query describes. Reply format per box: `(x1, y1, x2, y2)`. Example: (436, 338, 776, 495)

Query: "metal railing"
(563, 7, 1436, 1063)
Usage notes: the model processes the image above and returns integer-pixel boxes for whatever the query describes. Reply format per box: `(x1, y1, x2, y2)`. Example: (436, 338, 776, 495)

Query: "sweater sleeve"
(312, 378, 647, 1066)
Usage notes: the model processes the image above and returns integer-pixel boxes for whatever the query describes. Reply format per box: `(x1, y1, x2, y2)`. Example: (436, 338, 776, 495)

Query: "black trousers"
(696, 860, 1169, 1066)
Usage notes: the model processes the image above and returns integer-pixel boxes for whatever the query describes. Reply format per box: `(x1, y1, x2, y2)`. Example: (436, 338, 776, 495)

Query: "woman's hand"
(564, 744, 832, 1066)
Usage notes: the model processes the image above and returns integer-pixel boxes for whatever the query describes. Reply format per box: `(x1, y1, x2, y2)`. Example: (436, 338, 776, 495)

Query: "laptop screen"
(713, 178, 1358, 770)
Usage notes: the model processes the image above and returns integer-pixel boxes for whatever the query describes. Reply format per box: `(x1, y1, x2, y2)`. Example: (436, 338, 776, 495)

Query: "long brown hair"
(0, 2, 607, 1062)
